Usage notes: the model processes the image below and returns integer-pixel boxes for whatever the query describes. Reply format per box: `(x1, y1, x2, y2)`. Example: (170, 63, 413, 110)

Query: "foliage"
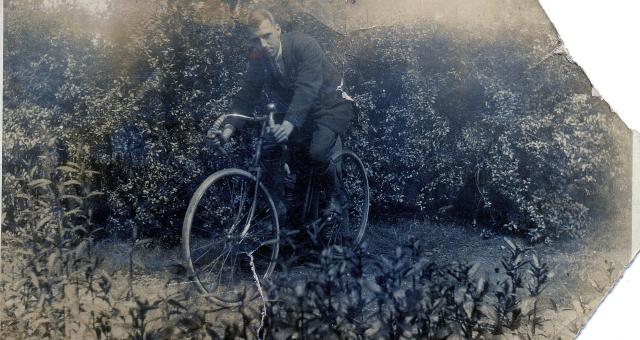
(2, 2, 627, 338)
(0, 141, 610, 340)
(1, 152, 104, 337)
(263, 237, 552, 339)
(1, 156, 557, 338)
(342, 24, 629, 241)
(3, 0, 630, 243)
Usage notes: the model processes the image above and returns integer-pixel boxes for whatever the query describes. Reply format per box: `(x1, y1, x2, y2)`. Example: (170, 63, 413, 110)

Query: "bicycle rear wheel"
(182, 168, 279, 306)
(322, 150, 369, 249)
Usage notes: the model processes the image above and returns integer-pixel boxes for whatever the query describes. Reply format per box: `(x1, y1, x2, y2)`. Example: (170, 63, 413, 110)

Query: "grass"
(1, 218, 626, 339)
(0, 156, 629, 339)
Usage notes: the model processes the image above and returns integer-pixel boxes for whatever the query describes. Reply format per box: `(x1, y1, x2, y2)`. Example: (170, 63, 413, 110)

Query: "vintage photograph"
(2, 0, 633, 338)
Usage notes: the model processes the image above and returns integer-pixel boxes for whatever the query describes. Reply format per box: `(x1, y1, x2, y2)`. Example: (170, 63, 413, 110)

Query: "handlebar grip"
(207, 129, 222, 139)
(212, 115, 225, 130)
(206, 135, 227, 155)
(208, 115, 229, 155)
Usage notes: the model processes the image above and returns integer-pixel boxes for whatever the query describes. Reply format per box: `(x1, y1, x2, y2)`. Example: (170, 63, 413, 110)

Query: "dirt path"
(365, 217, 629, 302)
(97, 214, 630, 338)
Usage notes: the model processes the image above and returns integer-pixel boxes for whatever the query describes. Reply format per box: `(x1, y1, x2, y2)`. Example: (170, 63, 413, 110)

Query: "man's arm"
(283, 35, 324, 129)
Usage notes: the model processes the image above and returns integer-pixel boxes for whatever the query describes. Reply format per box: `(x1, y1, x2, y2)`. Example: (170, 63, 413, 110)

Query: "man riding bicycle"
(211, 9, 354, 223)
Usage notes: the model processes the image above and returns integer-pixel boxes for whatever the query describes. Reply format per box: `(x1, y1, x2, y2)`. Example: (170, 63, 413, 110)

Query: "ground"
(94, 211, 631, 339)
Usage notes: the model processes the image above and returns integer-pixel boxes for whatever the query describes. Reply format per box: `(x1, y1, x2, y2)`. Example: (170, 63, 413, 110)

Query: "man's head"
(247, 9, 281, 59)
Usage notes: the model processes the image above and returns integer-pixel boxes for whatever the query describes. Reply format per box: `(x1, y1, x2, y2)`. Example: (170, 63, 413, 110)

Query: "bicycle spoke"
(243, 220, 273, 239)
(192, 243, 217, 264)
(184, 170, 279, 302)
(243, 222, 273, 247)
(228, 251, 239, 289)
(191, 225, 224, 235)
(214, 247, 233, 293)
(244, 225, 272, 238)
(191, 238, 224, 254)
(231, 179, 249, 229)
(197, 249, 227, 291)
(249, 212, 271, 230)
(198, 245, 227, 273)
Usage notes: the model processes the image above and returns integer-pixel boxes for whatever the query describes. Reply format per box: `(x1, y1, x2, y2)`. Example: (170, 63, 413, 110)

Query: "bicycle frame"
(213, 110, 345, 230)
(184, 110, 367, 300)
(213, 112, 275, 238)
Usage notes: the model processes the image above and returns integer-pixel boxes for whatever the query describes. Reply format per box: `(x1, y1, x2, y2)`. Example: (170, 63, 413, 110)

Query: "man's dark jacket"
(229, 32, 352, 134)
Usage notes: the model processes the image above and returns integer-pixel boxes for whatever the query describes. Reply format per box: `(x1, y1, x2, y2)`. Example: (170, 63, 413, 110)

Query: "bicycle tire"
(319, 150, 370, 249)
(182, 168, 279, 306)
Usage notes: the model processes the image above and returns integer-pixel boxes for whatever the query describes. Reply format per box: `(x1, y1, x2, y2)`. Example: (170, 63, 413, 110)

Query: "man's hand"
(207, 124, 235, 149)
(220, 125, 234, 142)
(270, 120, 294, 143)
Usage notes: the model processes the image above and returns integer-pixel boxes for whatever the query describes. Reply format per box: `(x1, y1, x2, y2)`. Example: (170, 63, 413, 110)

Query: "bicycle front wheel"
(182, 168, 279, 306)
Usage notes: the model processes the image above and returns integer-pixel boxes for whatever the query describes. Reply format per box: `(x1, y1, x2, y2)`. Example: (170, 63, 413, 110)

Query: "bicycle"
(182, 105, 370, 306)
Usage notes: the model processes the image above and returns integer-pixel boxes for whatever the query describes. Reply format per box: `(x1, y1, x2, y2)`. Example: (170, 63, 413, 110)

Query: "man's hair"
(247, 9, 277, 29)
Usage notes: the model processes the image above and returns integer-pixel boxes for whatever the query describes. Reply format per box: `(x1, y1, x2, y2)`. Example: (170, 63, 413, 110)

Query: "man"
(214, 9, 353, 220)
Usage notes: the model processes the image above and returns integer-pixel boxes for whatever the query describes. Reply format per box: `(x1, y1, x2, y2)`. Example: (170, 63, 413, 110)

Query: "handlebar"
(209, 103, 281, 138)
(207, 111, 280, 154)
(210, 112, 277, 134)
(208, 104, 285, 154)
(225, 113, 272, 124)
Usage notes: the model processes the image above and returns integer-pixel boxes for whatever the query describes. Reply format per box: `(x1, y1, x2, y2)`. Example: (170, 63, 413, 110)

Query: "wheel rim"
(323, 150, 369, 249)
(182, 169, 279, 305)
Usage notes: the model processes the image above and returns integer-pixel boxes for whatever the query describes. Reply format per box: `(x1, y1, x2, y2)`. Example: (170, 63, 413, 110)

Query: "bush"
(1, 151, 104, 338)
(264, 238, 550, 339)
(1, 167, 554, 338)
(3, 1, 630, 242)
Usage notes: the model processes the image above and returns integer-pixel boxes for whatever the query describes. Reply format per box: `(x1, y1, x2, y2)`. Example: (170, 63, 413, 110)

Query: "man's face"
(249, 19, 281, 59)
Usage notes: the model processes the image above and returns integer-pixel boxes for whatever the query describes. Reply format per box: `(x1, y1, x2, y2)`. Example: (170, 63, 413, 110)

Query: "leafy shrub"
(262, 237, 550, 339)
(1, 165, 555, 338)
(1, 152, 104, 338)
(3, 0, 630, 242)
(342, 24, 629, 241)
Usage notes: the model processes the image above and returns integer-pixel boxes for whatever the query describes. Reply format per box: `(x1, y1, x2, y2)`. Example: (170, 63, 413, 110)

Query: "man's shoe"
(274, 199, 287, 221)
(321, 162, 348, 222)
(322, 191, 347, 222)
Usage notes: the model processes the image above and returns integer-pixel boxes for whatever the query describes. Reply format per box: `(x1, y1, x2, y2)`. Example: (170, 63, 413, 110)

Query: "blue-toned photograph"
(2, 0, 632, 338)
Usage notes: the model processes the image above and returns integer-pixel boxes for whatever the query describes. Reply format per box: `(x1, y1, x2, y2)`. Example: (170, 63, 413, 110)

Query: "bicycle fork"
(240, 119, 269, 239)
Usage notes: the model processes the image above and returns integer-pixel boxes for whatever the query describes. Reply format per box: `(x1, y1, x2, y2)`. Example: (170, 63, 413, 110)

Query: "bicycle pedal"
(282, 229, 300, 237)
(323, 212, 343, 224)
(305, 218, 323, 228)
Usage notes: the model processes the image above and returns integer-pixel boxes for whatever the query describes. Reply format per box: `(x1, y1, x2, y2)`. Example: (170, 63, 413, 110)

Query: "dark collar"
(280, 32, 293, 72)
